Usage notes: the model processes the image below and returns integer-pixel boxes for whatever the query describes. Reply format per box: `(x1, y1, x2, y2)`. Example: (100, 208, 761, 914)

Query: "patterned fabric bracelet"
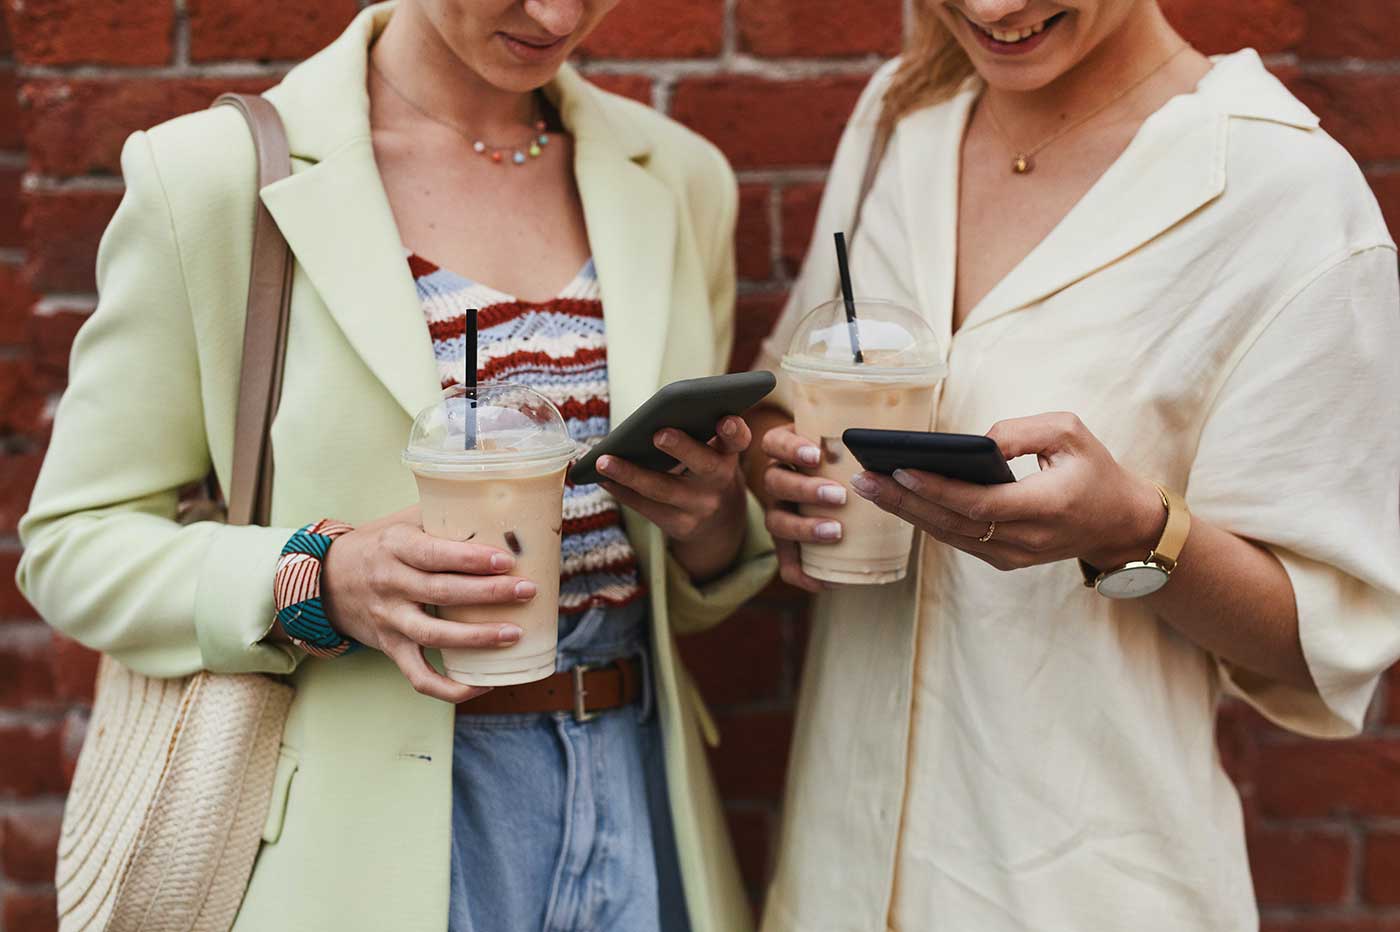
(274, 519, 359, 658)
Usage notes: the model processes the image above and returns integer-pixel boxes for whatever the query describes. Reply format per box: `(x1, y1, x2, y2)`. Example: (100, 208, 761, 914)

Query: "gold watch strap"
(1149, 485, 1190, 571)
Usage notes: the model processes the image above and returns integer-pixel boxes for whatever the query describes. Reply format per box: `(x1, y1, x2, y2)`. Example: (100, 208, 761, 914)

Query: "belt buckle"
(572, 664, 596, 723)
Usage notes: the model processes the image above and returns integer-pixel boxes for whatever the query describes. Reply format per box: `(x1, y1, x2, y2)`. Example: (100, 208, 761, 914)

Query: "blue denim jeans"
(447, 602, 690, 932)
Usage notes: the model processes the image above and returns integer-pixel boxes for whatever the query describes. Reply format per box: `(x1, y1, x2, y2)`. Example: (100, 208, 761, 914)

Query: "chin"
(478, 59, 561, 94)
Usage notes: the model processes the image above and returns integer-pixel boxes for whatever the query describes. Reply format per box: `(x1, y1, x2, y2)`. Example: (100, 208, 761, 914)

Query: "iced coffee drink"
(403, 383, 578, 685)
(781, 299, 945, 585)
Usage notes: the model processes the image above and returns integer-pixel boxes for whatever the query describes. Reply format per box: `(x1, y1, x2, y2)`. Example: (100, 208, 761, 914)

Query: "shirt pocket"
(261, 748, 299, 844)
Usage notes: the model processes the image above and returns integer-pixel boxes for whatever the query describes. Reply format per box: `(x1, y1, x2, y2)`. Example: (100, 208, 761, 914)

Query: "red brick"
(0, 359, 49, 437)
(706, 709, 792, 801)
(1362, 830, 1400, 905)
(737, 185, 772, 282)
(30, 306, 88, 378)
(0, 68, 23, 151)
(738, 0, 902, 57)
(1257, 740, 1400, 818)
(0, 452, 43, 535)
(725, 807, 771, 905)
(22, 188, 123, 294)
(1263, 922, 1400, 932)
(0, 721, 64, 796)
(22, 77, 276, 178)
(3, 889, 57, 932)
(1291, 74, 1400, 164)
(0, 8, 11, 57)
(1160, 0, 1305, 55)
(0, 625, 56, 709)
(50, 633, 99, 705)
(0, 263, 38, 346)
(1370, 172, 1400, 247)
(188, 0, 358, 63)
(1247, 826, 1350, 907)
(0, 551, 38, 621)
(584, 73, 653, 106)
(780, 182, 824, 277)
(1298, 0, 1400, 59)
(579, 0, 723, 59)
(7, 0, 173, 66)
(730, 291, 787, 373)
(672, 76, 869, 170)
(0, 163, 21, 249)
(1, 806, 62, 884)
(680, 605, 786, 707)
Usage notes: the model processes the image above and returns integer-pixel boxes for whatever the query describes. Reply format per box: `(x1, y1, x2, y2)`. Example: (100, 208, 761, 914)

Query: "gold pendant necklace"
(986, 43, 1190, 176)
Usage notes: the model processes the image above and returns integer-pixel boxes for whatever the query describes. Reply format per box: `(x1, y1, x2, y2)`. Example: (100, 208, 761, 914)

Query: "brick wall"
(0, 1, 1397, 929)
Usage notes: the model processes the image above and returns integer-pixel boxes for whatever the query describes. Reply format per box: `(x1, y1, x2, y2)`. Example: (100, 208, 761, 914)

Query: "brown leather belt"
(455, 657, 643, 722)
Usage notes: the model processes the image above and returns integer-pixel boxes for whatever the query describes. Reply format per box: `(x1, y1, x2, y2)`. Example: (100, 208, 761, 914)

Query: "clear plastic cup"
(402, 383, 579, 685)
(780, 299, 946, 585)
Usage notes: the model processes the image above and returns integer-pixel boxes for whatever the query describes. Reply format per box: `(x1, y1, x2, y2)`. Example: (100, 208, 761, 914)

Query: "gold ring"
(978, 521, 996, 543)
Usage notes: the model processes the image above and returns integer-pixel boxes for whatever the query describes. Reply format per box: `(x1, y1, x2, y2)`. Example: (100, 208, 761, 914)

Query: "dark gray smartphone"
(568, 371, 777, 485)
(842, 429, 1015, 485)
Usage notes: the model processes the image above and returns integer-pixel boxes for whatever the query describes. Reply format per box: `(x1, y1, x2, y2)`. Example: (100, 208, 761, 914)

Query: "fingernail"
(815, 521, 843, 541)
(720, 418, 737, 437)
(655, 430, 674, 449)
(514, 581, 537, 600)
(817, 484, 846, 505)
(850, 473, 877, 497)
(893, 469, 916, 490)
(498, 625, 523, 643)
(490, 552, 514, 572)
(596, 456, 613, 474)
(798, 445, 821, 466)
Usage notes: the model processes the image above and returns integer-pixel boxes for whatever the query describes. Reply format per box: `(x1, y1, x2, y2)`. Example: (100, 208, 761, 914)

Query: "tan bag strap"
(848, 116, 892, 245)
(213, 93, 294, 528)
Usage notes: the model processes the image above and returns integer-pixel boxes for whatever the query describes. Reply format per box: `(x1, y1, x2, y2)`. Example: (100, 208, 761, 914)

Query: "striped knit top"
(407, 253, 646, 615)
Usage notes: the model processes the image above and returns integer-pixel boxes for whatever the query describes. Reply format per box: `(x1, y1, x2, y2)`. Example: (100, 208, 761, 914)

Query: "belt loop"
(637, 647, 655, 723)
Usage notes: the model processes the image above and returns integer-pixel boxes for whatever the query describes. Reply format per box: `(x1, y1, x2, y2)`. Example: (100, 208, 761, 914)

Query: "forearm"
(1141, 517, 1310, 691)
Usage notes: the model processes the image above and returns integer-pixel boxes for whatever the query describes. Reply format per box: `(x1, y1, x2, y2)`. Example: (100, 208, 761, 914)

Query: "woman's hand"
(320, 505, 539, 703)
(849, 413, 1165, 573)
(595, 415, 752, 583)
(754, 422, 847, 593)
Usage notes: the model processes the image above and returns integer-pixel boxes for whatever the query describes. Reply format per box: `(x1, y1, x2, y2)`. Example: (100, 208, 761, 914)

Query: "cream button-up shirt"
(755, 51, 1400, 932)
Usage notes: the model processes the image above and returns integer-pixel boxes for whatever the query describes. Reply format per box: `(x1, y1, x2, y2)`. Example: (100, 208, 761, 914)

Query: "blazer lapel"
(260, 142, 442, 422)
(960, 92, 1229, 335)
(553, 67, 675, 423)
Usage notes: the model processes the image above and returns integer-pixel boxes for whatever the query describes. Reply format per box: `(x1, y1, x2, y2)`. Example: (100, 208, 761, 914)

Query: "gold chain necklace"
(370, 60, 551, 167)
(984, 43, 1190, 175)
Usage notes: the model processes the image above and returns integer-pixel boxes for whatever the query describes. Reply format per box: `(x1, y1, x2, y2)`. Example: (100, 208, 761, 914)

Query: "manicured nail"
(892, 469, 916, 490)
(814, 521, 843, 541)
(850, 473, 877, 497)
(498, 625, 523, 643)
(655, 430, 674, 449)
(797, 445, 821, 466)
(720, 418, 737, 437)
(596, 455, 613, 474)
(514, 581, 537, 600)
(817, 484, 846, 505)
(490, 552, 514, 572)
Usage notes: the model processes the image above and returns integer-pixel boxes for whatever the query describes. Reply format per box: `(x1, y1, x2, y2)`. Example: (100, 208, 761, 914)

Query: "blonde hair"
(879, 4, 977, 137)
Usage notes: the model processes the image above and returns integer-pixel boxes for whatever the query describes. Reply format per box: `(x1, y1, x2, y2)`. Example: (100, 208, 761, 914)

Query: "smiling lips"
(965, 10, 1066, 47)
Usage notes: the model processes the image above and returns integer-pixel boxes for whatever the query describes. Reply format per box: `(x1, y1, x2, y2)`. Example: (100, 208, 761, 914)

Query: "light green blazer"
(16, 5, 775, 930)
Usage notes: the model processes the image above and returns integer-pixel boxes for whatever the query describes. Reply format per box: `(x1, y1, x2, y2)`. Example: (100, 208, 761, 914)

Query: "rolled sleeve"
(1190, 245, 1400, 736)
(666, 490, 777, 636)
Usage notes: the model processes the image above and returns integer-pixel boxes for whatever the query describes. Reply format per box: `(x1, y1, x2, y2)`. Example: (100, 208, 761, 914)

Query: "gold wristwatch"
(1079, 485, 1190, 599)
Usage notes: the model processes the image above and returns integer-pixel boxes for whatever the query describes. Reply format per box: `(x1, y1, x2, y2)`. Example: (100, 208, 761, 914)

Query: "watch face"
(1096, 563, 1169, 599)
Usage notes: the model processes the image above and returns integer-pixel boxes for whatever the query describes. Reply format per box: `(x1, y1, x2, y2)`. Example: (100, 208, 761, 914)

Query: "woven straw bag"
(55, 94, 298, 932)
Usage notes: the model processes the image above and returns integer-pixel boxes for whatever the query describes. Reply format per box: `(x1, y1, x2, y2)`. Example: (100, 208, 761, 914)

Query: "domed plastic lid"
(781, 298, 945, 382)
(403, 382, 579, 476)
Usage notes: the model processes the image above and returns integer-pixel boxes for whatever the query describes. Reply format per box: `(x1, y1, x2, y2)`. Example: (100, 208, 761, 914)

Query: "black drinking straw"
(465, 308, 479, 450)
(834, 232, 864, 364)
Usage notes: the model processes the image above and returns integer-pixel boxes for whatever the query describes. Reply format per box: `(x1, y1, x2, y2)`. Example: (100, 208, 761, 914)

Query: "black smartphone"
(841, 429, 1015, 485)
(568, 371, 777, 485)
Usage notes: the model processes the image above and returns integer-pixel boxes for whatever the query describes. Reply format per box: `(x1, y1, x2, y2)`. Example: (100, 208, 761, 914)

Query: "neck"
(984, 2, 1183, 141)
(370, 2, 536, 137)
